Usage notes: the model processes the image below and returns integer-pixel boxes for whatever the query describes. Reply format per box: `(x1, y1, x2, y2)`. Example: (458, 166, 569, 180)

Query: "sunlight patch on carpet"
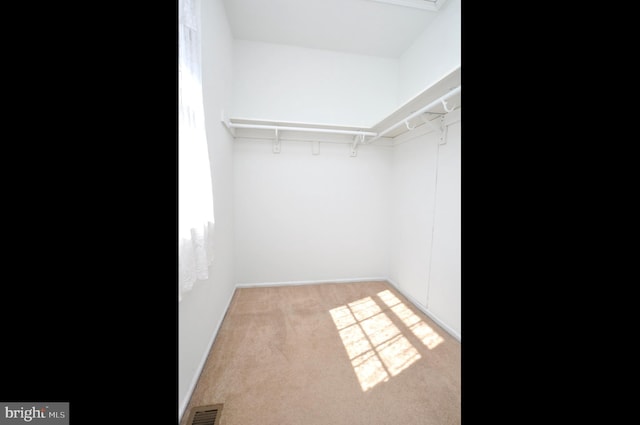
(377, 333, 421, 376)
(378, 290, 444, 350)
(330, 296, 422, 392)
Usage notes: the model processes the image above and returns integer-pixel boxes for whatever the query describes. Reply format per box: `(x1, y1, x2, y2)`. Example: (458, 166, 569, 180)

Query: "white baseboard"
(386, 278, 461, 342)
(235, 277, 388, 288)
(179, 286, 237, 422)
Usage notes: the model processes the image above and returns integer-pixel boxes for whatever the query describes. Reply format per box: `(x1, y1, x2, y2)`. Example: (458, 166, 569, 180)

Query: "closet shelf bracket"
(273, 128, 281, 154)
(420, 115, 448, 145)
(351, 133, 365, 157)
(438, 116, 448, 145)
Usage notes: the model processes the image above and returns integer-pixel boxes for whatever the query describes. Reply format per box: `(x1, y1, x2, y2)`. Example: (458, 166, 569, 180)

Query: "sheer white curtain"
(179, 0, 215, 302)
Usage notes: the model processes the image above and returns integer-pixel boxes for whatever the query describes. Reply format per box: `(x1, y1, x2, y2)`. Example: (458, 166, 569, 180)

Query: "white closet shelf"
(371, 66, 461, 140)
(221, 66, 460, 148)
(226, 118, 374, 134)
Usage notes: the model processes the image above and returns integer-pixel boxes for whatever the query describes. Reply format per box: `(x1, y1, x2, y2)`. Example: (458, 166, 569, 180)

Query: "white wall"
(398, 0, 461, 105)
(231, 40, 399, 127)
(389, 110, 461, 338)
(179, 0, 236, 420)
(234, 140, 391, 285)
(427, 116, 461, 334)
(389, 131, 438, 307)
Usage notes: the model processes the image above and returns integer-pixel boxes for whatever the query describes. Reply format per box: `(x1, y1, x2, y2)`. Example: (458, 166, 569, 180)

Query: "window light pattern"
(329, 290, 444, 392)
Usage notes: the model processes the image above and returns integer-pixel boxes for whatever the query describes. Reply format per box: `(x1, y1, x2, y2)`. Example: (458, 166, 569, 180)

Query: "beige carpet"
(181, 281, 460, 425)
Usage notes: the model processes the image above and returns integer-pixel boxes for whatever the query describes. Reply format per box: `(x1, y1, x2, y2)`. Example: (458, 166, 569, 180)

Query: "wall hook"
(405, 120, 416, 130)
(441, 98, 455, 113)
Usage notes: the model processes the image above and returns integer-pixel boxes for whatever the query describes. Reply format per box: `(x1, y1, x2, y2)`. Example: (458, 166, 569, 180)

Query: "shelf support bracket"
(351, 133, 365, 157)
(439, 117, 449, 145)
(438, 116, 448, 145)
(273, 128, 281, 154)
(420, 114, 448, 145)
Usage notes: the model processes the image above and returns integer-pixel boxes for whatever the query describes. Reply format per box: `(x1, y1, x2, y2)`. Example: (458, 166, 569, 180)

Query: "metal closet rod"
(366, 85, 461, 144)
(226, 123, 377, 137)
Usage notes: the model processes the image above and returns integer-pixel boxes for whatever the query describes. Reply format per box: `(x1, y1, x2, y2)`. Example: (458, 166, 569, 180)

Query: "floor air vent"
(187, 404, 223, 425)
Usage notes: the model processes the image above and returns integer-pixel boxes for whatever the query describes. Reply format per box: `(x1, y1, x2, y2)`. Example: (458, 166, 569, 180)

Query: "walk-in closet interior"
(179, 0, 461, 423)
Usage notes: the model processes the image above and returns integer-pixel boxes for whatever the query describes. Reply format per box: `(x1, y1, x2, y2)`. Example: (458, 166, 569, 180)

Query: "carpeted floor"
(181, 281, 460, 425)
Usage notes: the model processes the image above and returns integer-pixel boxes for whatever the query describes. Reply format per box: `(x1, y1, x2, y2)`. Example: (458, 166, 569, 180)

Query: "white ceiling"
(222, 0, 444, 58)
